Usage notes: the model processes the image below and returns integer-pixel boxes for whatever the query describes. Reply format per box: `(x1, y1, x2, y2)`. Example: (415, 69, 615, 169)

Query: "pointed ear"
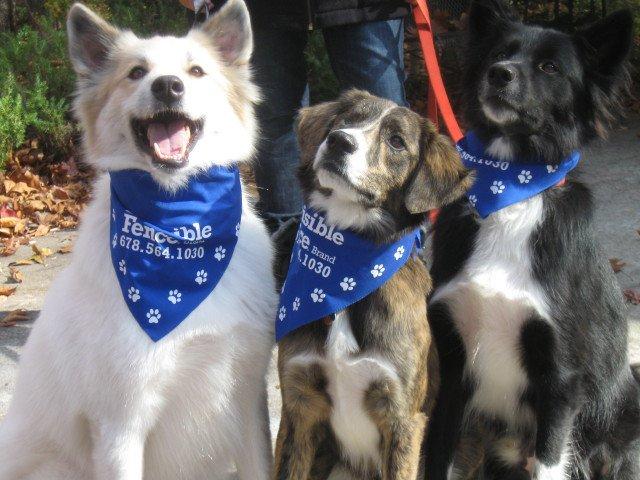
(198, 0, 253, 66)
(295, 100, 341, 163)
(405, 126, 472, 214)
(574, 10, 633, 80)
(468, 0, 518, 43)
(67, 3, 119, 76)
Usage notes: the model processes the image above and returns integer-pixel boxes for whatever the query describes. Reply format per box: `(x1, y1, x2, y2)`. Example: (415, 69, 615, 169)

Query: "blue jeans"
(252, 19, 407, 219)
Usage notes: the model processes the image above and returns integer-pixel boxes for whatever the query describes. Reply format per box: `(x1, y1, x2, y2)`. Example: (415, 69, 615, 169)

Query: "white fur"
(286, 312, 400, 472)
(0, 5, 275, 479)
(309, 190, 389, 233)
(432, 196, 550, 427)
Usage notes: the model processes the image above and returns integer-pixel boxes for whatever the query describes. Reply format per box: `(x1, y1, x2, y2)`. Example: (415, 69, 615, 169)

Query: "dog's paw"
(278, 306, 287, 321)
(340, 277, 356, 291)
(127, 287, 140, 303)
(490, 180, 506, 194)
(118, 259, 127, 275)
(394, 246, 405, 260)
(214, 246, 226, 261)
(518, 170, 533, 184)
(370, 264, 385, 278)
(292, 297, 301, 311)
(195, 270, 208, 284)
(146, 309, 161, 324)
(168, 289, 182, 304)
(310, 288, 326, 303)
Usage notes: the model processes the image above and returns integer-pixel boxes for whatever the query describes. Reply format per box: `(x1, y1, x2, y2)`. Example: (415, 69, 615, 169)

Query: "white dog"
(0, 2, 275, 479)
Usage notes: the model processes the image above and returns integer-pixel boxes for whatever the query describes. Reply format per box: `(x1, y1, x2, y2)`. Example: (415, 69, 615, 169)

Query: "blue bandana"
(110, 167, 241, 341)
(276, 206, 420, 340)
(456, 131, 580, 218)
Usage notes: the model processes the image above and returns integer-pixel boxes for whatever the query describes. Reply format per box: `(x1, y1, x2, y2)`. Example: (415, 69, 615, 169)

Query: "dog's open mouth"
(132, 111, 203, 169)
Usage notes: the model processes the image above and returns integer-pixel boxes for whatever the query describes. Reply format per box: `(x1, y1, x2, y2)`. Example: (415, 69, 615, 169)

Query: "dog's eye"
(539, 61, 559, 74)
(128, 66, 147, 81)
(189, 65, 206, 77)
(388, 135, 406, 150)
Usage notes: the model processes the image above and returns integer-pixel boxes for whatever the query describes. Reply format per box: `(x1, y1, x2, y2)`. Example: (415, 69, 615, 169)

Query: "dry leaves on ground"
(0, 309, 30, 327)
(624, 289, 640, 305)
(0, 285, 17, 297)
(609, 258, 626, 273)
(0, 140, 91, 253)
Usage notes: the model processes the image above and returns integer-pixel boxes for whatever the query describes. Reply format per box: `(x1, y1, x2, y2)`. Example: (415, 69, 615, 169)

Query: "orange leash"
(411, 0, 464, 143)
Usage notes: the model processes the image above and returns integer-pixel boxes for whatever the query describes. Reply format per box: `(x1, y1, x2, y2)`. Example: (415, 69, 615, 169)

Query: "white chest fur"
(289, 312, 399, 470)
(432, 197, 550, 425)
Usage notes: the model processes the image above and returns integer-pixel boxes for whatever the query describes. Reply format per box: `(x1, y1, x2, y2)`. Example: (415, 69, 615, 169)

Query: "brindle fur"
(273, 90, 470, 480)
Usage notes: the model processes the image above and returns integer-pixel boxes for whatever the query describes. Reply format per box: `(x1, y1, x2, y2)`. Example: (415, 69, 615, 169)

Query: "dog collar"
(109, 166, 241, 341)
(456, 131, 579, 218)
(276, 205, 420, 341)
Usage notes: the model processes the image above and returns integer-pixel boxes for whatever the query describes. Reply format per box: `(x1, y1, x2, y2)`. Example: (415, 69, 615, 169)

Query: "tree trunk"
(0, 0, 16, 31)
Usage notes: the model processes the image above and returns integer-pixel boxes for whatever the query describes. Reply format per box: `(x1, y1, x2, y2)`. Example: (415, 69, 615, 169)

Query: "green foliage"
(0, 75, 32, 169)
(0, 1, 189, 166)
(305, 31, 340, 104)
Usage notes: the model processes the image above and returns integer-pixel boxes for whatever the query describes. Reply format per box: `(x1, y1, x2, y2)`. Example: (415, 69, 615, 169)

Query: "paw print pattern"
(118, 259, 127, 275)
(518, 170, 532, 184)
(146, 309, 161, 324)
(195, 270, 208, 285)
(546, 165, 558, 173)
(168, 289, 182, 304)
(371, 264, 385, 278)
(112, 209, 116, 221)
(339, 277, 356, 291)
(292, 297, 301, 311)
(468, 195, 478, 207)
(127, 287, 140, 303)
(490, 180, 506, 194)
(112, 234, 118, 248)
(214, 246, 226, 261)
(278, 306, 287, 321)
(310, 288, 326, 303)
(235, 223, 240, 237)
(394, 245, 405, 260)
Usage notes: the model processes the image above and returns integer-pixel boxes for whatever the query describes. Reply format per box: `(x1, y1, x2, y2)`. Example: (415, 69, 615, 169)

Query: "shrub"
(0, 74, 32, 168)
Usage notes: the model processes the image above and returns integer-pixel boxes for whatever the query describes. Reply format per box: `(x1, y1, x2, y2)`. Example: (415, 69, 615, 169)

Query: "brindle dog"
(272, 90, 471, 480)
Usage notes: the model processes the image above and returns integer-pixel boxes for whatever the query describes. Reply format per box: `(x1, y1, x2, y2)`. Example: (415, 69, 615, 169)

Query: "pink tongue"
(147, 121, 190, 158)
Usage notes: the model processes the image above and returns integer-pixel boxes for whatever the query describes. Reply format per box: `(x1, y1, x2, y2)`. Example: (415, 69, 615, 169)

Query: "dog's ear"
(574, 10, 633, 82)
(295, 100, 342, 164)
(67, 3, 119, 76)
(468, 0, 517, 43)
(405, 124, 472, 214)
(199, 0, 253, 66)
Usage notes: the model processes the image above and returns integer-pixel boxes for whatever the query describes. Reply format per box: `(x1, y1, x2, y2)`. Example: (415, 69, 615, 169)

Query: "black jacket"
(246, 0, 410, 30)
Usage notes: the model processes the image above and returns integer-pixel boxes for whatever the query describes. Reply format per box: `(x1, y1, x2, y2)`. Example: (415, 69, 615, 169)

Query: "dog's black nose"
(151, 75, 185, 103)
(326, 130, 357, 155)
(488, 64, 517, 87)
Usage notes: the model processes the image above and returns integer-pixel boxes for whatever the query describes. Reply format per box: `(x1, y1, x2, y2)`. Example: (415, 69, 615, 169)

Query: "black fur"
(424, 1, 640, 479)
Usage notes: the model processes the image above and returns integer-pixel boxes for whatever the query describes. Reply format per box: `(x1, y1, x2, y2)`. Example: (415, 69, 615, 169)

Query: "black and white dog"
(424, 1, 640, 479)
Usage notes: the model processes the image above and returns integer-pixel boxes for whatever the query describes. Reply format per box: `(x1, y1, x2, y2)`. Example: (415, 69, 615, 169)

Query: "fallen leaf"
(33, 224, 50, 237)
(58, 243, 73, 254)
(0, 285, 17, 297)
(0, 217, 20, 228)
(10, 258, 34, 266)
(609, 258, 626, 273)
(1, 238, 20, 256)
(0, 309, 30, 327)
(624, 289, 640, 305)
(32, 244, 53, 257)
(8, 266, 23, 283)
